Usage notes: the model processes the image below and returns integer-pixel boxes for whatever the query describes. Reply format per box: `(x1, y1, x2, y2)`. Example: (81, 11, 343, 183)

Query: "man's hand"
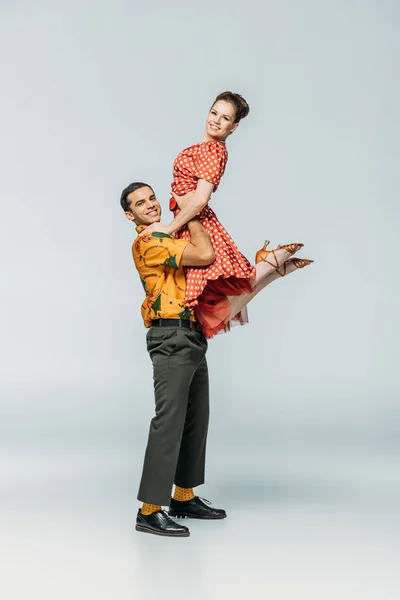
(171, 191, 195, 209)
(140, 222, 171, 236)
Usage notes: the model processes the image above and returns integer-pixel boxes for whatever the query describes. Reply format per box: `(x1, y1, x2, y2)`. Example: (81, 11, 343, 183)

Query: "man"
(120, 182, 226, 538)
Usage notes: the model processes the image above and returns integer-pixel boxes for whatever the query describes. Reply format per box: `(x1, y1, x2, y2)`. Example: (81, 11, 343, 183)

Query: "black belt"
(151, 318, 202, 332)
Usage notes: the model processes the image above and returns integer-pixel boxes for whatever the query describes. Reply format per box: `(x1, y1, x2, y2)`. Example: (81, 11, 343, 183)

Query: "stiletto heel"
(255, 240, 270, 264)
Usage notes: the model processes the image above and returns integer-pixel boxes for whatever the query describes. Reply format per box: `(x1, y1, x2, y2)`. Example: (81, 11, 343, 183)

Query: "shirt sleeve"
(192, 141, 228, 188)
(133, 234, 189, 270)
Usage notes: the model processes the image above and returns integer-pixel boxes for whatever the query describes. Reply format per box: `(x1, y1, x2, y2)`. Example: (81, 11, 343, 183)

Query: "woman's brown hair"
(212, 91, 250, 123)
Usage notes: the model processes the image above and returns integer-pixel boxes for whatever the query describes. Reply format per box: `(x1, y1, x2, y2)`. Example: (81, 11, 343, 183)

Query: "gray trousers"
(137, 326, 209, 506)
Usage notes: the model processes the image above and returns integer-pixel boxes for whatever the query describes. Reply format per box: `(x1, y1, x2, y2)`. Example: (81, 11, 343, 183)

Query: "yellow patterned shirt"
(132, 225, 196, 327)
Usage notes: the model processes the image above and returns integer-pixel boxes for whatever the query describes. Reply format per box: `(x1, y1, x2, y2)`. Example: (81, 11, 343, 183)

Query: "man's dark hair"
(120, 182, 154, 212)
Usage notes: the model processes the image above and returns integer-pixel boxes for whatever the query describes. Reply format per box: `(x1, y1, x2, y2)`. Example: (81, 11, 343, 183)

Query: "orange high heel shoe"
(255, 241, 304, 267)
(255, 240, 271, 263)
(276, 258, 314, 276)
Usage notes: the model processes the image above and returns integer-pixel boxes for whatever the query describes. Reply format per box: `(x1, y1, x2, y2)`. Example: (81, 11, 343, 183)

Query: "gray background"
(1, 1, 399, 598)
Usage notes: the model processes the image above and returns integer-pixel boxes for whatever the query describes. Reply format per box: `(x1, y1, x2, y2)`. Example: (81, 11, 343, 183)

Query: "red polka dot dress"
(170, 140, 256, 338)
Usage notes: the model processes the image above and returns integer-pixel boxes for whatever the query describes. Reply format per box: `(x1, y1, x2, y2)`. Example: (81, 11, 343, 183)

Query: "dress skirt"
(173, 204, 256, 338)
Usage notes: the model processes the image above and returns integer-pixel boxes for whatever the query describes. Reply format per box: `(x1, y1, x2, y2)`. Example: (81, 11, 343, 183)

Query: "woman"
(142, 91, 312, 338)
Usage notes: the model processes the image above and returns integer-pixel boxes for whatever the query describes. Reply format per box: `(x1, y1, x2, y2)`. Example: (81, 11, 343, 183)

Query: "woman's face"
(206, 100, 239, 141)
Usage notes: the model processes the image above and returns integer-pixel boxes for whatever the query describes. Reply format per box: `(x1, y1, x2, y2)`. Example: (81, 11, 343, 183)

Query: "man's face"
(124, 186, 161, 226)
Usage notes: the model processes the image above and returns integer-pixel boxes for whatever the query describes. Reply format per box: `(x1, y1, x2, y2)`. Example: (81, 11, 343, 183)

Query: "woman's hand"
(140, 222, 171, 236)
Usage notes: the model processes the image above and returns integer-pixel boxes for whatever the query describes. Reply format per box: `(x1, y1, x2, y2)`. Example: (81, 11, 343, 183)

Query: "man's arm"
(180, 218, 215, 267)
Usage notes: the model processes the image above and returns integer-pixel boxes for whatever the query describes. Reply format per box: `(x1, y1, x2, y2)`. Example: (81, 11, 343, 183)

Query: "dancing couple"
(121, 91, 312, 537)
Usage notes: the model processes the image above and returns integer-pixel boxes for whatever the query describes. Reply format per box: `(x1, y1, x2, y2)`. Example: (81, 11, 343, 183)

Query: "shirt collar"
(135, 225, 147, 234)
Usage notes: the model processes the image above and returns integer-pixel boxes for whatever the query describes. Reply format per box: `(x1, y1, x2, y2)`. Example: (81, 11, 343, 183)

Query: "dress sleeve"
(133, 234, 189, 270)
(192, 141, 228, 189)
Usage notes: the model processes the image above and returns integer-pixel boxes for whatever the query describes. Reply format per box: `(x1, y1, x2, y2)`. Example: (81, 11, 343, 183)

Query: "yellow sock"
(140, 502, 162, 515)
(173, 486, 195, 502)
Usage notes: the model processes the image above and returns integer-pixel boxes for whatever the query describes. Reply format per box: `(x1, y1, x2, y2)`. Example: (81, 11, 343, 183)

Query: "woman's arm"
(141, 179, 214, 236)
(166, 180, 214, 234)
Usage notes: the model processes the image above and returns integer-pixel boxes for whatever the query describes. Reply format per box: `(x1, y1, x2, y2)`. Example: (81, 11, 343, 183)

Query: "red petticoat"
(194, 277, 253, 339)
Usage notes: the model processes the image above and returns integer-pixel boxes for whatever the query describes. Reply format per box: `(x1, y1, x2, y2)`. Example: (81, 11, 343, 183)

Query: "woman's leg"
(228, 258, 313, 320)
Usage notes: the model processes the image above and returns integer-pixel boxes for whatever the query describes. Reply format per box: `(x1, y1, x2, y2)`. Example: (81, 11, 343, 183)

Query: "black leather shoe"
(169, 497, 227, 520)
(136, 509, 190, 537)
